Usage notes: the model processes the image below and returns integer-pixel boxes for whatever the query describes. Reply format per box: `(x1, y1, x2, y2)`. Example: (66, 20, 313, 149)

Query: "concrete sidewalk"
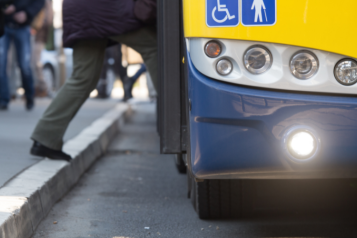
(0, 98, 133, 238)
(0, 98, 117, 188)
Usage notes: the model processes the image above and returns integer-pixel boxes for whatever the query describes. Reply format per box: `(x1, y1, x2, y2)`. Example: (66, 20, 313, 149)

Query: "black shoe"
(26, 99, 34, 110)
(0, 104, 8, 110)
(30, 141, 72, 162)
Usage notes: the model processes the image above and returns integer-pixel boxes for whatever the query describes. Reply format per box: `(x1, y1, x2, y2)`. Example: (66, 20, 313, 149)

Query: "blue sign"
(206, 0, 239, 27)
(242, 0, 276, 26)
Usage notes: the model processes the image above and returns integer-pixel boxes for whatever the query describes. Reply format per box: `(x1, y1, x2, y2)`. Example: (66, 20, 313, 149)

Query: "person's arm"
(24, 0, 45, 23)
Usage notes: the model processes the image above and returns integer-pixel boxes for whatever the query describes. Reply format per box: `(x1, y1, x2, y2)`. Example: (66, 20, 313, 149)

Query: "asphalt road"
(0, 98, 117, 188)
(32, 102, 357, 238)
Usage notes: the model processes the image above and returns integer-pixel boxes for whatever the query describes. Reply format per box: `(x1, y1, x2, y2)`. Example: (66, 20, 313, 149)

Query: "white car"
(40, 28, 73, 96)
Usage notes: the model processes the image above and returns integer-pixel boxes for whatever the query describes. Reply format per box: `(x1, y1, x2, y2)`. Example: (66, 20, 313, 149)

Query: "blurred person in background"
(31, 0, 53, 97)
(1, 4, 4, 37)
(96, 44, 147, 102)
(0, 0, 45, 110)
(30, 0, 157, 161)
(123, 63, 146, 102)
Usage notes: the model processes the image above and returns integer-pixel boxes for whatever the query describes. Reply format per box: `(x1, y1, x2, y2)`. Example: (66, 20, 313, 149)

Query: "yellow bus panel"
(183, 0, 357, 58)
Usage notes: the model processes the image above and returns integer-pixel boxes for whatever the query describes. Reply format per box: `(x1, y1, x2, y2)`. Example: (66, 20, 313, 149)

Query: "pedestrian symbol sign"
(206, 0, 276, 27)
(206, 0, 239, 27)
(242, 0, 276, 26)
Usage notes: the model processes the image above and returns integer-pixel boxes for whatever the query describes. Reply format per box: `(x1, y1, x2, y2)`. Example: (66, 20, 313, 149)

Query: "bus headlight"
(243, 46, 273, 75)
(290, 51, 319, 79)
(334, 59, 357, 86)
(283, 126, 320, 162)
(216, 59, 233, 75)
(288, 131, 316, 159)
(205, 41, 222, 58)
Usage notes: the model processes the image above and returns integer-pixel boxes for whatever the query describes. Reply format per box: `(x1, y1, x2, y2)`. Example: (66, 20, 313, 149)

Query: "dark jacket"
(5, 0, 45, 28)
(63, 0, 143, 48)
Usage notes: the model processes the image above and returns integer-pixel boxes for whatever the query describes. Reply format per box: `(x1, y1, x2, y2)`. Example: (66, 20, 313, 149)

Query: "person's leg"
(0, 28, 11, 107)
(31, 39, 107, 150)
(111, 26, 158, 92)
(123, 64, 147, 101)
(131, 64, 147, 82)
(13, 26, 35, 108)
(116, 44, 127, 81)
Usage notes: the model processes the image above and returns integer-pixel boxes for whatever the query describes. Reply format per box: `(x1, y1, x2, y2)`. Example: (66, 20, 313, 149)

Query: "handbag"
(134, 0, 157, 25)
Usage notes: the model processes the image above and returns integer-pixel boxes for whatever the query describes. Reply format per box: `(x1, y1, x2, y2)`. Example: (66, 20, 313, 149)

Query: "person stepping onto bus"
(30, 0, 157, 161)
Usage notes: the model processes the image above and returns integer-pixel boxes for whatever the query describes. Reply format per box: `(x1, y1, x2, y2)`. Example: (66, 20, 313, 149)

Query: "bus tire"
(190, 176, 242, 219)
(174, 154, 187, 174)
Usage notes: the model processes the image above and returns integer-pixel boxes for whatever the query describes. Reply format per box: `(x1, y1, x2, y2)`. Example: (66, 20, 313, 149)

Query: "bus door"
(157, 0, 188, 161)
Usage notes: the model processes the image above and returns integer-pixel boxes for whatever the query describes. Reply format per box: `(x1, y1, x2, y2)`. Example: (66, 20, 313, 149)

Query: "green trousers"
(31, 26, 158, 150)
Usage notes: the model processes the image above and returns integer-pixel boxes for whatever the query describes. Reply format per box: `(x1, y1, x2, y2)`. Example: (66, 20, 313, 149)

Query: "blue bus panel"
(187, 54, 357, 179)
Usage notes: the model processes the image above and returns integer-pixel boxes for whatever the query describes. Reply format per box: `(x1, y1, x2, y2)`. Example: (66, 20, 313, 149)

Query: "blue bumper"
(187, 55, 357, 179)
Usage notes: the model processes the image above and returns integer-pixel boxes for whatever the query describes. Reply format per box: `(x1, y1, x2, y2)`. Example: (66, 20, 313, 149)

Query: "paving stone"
(0, 213, 17, 238)
(98, 132, 110, 153)
(90, 140, 102, 162)
(70, 154, 85, 183)
(80, 145, 96, 171)
(0, 197, 27, 238)
(15, 202, 33, 238)
(27, 191, 43, 231)
(38, 184, 52, 217)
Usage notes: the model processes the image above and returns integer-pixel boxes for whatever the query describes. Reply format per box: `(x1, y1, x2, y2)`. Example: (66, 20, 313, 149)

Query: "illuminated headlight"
(287, 130, 317, 160)
(216, 59, 233, 76)
(290, 51, 319, 79)
(334, 59, 357, 86)
(243, 46, 273, 74)
(204, 41, 222, 58)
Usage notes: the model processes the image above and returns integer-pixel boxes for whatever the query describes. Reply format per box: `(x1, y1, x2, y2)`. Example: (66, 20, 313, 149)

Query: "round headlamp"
(243, 46, 273, 75)
(204, 41, 222, 58)
(290, 51, 319, 79)
(288, 131, 316, 159)
(283, 126, 321, 162)
(216, 59, 233, 76)
(334, 59, 357, 86)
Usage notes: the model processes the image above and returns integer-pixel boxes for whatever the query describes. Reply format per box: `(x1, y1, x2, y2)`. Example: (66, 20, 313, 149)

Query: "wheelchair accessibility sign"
(206, 0, 276, 27)
(206, 0, 239, 27)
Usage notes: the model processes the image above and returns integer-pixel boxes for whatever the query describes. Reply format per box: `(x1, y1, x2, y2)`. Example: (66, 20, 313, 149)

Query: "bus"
(157, 0, 357, 219)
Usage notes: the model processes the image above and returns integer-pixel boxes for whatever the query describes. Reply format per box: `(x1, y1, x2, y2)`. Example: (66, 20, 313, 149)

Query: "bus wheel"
(174, 154, 187, 174)
(190, 175, 242, 219)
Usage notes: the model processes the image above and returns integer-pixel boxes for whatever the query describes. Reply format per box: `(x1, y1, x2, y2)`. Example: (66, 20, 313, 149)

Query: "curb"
(0, 103, 132, 238)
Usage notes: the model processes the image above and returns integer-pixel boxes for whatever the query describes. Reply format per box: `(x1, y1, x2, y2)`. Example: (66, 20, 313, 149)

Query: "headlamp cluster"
(204, 40, 357, 86)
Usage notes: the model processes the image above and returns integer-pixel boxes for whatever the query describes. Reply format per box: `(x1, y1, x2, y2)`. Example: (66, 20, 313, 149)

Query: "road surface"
(32, 102, 357, 238)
